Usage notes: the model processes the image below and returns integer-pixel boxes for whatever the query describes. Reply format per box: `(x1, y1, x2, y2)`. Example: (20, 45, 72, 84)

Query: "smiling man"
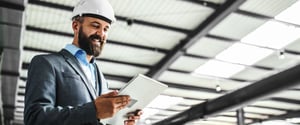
(24, 0, 141, 125)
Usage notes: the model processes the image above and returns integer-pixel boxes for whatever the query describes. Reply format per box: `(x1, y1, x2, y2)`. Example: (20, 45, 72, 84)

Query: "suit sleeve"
(24, 55, 99, 125)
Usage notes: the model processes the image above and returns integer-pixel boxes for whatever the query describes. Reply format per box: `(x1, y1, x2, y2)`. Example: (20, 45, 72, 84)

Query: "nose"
(96, 28, 106, 38)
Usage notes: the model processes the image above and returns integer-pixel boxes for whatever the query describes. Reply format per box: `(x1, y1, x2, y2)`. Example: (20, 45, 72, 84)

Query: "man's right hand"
(94, 91, 131, 119)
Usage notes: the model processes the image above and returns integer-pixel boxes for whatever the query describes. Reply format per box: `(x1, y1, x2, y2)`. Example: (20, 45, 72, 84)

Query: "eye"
(91, 23, 100, 28)
(104, 27, 109, 32)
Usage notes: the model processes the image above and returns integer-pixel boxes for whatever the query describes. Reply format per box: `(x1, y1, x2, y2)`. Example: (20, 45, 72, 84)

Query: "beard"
(78, 27, 104, 57)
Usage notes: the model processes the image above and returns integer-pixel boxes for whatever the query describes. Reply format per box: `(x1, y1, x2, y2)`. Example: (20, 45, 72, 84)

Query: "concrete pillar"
(0, 51, 3, 125)
(0, 0, 26, 124)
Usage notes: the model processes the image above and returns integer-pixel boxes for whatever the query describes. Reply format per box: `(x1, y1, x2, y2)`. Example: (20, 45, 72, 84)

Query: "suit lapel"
(59, 49, 97, 99)
(95, 64, 109, 94)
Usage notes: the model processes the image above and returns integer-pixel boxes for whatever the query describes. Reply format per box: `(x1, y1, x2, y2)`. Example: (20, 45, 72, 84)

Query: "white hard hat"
(72, 0, 116, 24)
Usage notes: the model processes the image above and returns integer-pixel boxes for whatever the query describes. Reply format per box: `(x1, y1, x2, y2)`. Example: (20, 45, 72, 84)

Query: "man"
(24, 0, 141, 125)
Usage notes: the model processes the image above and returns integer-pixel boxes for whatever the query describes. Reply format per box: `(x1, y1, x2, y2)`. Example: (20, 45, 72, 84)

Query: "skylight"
(241, 20, 300, 49)
(193, 60, 245, 78)
(216, 43, 273, 65)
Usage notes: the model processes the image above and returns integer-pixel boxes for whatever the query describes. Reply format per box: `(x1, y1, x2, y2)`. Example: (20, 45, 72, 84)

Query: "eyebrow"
(91, 21, 110, 29)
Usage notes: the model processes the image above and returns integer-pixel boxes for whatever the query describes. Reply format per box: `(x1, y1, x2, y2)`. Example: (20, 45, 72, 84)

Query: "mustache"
(89, 34, 104, 42)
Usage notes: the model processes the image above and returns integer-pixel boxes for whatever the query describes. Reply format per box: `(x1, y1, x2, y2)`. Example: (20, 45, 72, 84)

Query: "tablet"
(102, 74, 168, 125)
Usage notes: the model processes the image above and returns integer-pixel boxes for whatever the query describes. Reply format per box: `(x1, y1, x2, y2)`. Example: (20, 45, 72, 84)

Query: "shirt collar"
(64, 44, 96, 65)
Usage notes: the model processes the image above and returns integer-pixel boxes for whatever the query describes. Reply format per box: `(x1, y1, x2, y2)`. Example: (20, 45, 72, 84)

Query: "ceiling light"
(140, 108, 160, 120)
(276, 0, 300, 25)
(215, 84, 222, 92)
(216, 43, 273, 65)
(145, 119, 152, 124)
(241, 20, 300, 49)
(286, 117, 300, 124)
(193, 60, 245, 78)
(262, 120, 296, 125)
(146, 95, 183, 109)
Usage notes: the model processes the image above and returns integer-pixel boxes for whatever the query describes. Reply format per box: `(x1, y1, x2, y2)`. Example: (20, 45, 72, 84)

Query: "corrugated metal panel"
(169, 56, 207, 72)
(26, 4, 73, 33)
(209, 13, 266, 40)
(101, 43, 165, 65)
(159, 71, 248, 91)
(108, 21, 186, 50)
(187, 37, 233, 57)
(111, 0, 214, 30)
(96, 61, 148, 77)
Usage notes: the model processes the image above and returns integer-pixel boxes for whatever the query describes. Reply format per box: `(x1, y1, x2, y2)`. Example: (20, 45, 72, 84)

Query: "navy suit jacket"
(24, 49, 109, 125)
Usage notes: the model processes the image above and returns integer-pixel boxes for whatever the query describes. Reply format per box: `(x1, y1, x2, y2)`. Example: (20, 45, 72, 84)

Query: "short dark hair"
(72, 15, 84, 23)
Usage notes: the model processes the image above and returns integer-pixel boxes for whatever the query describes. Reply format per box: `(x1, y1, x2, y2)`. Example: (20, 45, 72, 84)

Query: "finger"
(115, 95, 130, 103)
(128, 115, 140, 120)
(114, 98, 130, 105)
(115, 103, 128, 110)
(124, 120, 135, 125)
(135, 110, 143, 116)
(101, 91, 118, 98)
(127, 109, 143, 116)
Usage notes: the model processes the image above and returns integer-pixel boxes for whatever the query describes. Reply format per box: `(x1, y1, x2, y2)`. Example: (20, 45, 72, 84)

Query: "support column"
(0, 50, 3, 125)
(237, 108, 245, 125)
(0, 0, 26, 125)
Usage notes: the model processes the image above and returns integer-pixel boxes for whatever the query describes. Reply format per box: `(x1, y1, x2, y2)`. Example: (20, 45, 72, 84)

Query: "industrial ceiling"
(1, 0, 300, 125)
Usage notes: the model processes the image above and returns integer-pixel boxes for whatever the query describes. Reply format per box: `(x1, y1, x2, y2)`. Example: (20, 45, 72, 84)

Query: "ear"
(72, 21, 80, 33)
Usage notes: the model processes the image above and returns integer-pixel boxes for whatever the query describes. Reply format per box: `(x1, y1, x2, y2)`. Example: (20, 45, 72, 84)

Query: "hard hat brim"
(72, 14, 113, 24)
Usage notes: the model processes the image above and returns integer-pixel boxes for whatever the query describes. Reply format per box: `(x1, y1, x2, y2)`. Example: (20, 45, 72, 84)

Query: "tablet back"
(102, 74, 168, 125)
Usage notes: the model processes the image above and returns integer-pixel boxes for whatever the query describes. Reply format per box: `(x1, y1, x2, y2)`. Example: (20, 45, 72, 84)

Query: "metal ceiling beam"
(270, 97, 300, 105)
(182, 0, 220, 9)
(146, 0, 247, 79)
(162, 81, 224, 94)
(116, 16, 190, 34)
(206, 34, 237, 41)
(248, 110, 300, 125)
(154, 60, 300, 125)
(27, 0, 190, 34)
(285, 50, 300, 55)
(28, 0, 73, 11)
(26, 25, 73, 37)
(26, 25, 169, 54)
(268, 110, 300, 120)
(0, 1, 25, 11)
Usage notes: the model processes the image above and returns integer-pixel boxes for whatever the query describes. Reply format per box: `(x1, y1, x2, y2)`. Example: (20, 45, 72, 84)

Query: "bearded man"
(24, 0, 141, 125)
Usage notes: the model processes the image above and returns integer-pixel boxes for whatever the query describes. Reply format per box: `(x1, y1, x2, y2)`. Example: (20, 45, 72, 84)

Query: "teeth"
(93, 39, 100, 42)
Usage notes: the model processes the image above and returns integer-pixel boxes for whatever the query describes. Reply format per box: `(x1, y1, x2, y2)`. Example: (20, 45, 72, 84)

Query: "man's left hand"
(124, 110, 143, 125)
